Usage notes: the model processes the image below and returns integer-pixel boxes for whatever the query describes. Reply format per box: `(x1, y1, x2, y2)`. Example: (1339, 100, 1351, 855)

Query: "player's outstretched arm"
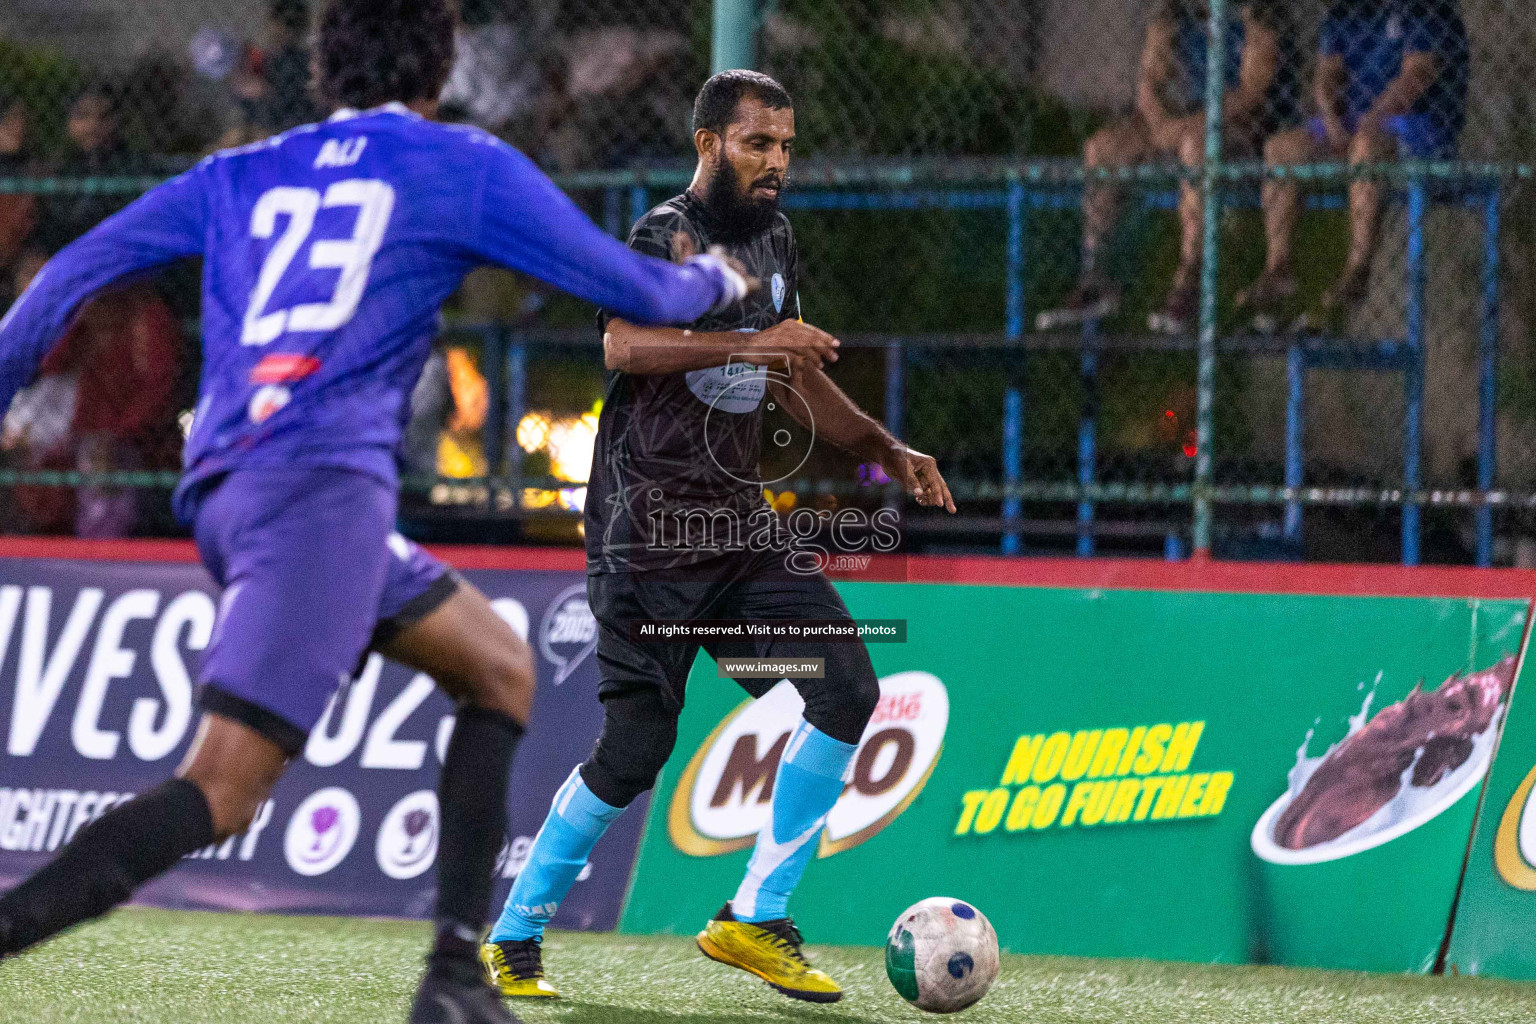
(471, 142, 745, 325)
(604, 316, 838, 375)
(0, 167, 206, 413)
(770, 356, 955, 513)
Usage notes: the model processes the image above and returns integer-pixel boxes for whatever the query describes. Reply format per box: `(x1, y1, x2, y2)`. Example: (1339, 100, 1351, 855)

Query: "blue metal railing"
(993, 175, 1503, 566)
(0, 160, 1520, 564)
(553, 170, 1508, 566)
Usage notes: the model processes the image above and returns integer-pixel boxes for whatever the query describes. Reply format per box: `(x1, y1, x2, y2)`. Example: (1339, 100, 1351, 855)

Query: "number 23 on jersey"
(241, 178, 395, 345)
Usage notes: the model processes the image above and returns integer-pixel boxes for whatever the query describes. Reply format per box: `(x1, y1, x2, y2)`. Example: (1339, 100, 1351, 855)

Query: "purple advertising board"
(0, 550, 641, 930)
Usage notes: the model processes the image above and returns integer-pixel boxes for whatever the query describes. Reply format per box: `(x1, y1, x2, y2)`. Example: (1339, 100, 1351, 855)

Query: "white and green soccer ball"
(884, 897, 1000, 1013)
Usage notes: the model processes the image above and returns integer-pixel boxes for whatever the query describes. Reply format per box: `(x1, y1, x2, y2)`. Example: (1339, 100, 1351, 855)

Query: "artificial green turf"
(1, 907, 1535, 1023)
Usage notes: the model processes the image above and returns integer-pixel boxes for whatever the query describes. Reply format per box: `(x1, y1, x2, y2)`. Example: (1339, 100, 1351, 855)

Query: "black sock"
(0, 778, 214, 955)
(429, 704, 524, 976)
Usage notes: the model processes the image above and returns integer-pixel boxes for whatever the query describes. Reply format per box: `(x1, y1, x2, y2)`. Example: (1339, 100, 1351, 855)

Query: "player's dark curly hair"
(317, 0, 456, 110)
(692, 70, 792, 135)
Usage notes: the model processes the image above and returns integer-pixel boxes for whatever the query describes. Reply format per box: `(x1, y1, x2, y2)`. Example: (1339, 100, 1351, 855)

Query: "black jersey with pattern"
(586, 191, 799, 573)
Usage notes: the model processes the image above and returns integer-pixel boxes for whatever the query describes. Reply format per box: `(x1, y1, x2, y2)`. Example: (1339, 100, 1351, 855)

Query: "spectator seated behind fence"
(542, 23, 692, 171)
(1038, 0, 1299, 336)
(0, 98, 39, 302)
(438, 0, 557, 142)
(1236, 0, 1469, 333)
(223, 0, 318, 145)
(35, 83, 146, 254)
(2, 254, 181, 537)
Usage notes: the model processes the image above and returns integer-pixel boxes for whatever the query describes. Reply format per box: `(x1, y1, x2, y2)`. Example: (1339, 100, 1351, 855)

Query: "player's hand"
(705, 244, 761, 300)
(784, 352, 825, 378)
(670, 230, 698, 262)
(883, 444, 956, 513)
(752, 319, 839, 366)
(673, 232, 761, 302)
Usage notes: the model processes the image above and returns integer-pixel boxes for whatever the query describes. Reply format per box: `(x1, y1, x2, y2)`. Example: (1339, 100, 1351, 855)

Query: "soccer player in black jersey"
(481, 70, 954, 1005)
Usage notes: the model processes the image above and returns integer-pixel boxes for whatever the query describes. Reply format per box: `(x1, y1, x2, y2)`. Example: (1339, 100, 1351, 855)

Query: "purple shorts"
(192, 468, 456, 754)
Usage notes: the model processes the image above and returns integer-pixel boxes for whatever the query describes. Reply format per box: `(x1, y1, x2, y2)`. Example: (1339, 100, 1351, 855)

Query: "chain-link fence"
(1023, 0, 1536, 566)
(2, 0, 1536, 565)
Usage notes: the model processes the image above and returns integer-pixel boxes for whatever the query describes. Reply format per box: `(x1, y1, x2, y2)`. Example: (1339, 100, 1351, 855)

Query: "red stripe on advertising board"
(1, 538, 1534, 599)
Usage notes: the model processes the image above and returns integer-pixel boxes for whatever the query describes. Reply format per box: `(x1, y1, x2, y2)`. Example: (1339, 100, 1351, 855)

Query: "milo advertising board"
(618, 581, 1528, 971)
(666, 670, 947, 860)
(1443, 636, 1536, 978)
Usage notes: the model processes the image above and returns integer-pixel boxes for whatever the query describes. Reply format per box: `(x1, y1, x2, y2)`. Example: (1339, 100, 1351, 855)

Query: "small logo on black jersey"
(771, 273, 786, 313)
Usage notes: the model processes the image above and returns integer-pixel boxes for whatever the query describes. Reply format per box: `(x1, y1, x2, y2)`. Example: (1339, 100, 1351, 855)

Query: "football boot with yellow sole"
(480, 938, 560, 999)
(696, 903, 842, 1003)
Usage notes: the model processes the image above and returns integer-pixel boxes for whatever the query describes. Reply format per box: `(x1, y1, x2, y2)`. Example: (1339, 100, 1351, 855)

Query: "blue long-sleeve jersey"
(0, 103, 727, 522)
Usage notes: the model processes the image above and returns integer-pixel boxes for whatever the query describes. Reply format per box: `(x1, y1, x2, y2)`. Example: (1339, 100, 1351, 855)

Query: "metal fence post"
(1284, 342, 1305, 544)
(628, 183, 650, 233)
(483, 325, 508, 503)
(1477, 185, 1502, 567)
(712, 0, 759, 73)
(883, 341, 905, 442)
(885, 340, 906, 517)
(1077, 341, 1099, 558)
(1403, 179, 1427, 566)
(1005, 180, 1025, 341)
(506, 334, 527, 512)
(1002, 386, 1024, 555)
(603, 186, 623, 237)
(1004, 179, 1027, 553)
(1192, 0, 1229, 557)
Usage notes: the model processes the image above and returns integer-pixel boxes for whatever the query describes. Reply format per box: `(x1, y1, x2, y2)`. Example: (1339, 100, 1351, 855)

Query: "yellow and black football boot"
(480, 938, 560, 999)
(696, 903, 842, 1003)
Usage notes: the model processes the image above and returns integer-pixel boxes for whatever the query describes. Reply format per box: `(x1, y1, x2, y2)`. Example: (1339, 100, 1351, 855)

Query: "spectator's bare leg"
(1328, 125, 1395, 307)
(1237, 127, 1321, 316)
(1173, 117, 1209, 293)
(1082, 118, 1156, 282)
(1258, 127, 1318, 279)
(1144, 117, 1213, 333)
(1037, 119, 1162, 328)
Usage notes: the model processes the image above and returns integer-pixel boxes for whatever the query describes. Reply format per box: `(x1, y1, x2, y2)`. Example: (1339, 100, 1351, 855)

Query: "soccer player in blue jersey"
(0, 1, 747, 1022)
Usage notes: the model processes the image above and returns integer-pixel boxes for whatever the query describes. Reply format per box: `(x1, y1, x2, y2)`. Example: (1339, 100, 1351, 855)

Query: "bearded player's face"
(703, 98, 795, 233)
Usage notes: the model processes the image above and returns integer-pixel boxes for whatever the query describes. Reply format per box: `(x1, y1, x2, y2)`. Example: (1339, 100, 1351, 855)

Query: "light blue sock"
(732, 720, 857, 923)
(488, 766, 624, 942)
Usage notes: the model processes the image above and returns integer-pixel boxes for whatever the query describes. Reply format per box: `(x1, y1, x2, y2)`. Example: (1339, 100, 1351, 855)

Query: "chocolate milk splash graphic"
(1274, 658, 1515, 851)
